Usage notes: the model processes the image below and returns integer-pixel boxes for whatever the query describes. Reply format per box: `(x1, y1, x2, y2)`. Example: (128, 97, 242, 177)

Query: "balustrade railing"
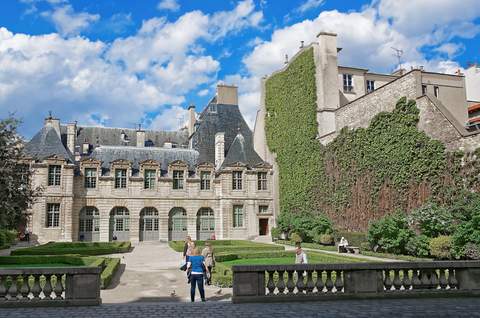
(0, 267, 101, 307)
(232, 261, 480, 303)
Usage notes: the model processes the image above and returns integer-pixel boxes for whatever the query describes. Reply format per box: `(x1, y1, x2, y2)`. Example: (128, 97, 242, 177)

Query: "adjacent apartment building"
(24, 85, 275, 243)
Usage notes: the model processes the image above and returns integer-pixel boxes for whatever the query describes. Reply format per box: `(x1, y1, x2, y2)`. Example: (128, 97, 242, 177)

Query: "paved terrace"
(3, 298, 480, 318)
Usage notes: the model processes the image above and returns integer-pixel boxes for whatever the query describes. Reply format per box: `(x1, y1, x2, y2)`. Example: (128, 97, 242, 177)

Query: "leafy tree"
(0, 117, 41, 229)
(408, 202, 454, 237)
(367, 212, 415, 254)
(452, 210, 480, 258)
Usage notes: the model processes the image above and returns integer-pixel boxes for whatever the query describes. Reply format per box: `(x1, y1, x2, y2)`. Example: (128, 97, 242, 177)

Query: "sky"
(0, 0, 479, 138)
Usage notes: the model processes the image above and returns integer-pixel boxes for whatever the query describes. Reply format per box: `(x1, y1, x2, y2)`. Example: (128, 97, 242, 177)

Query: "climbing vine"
(265, 49, 476, 231)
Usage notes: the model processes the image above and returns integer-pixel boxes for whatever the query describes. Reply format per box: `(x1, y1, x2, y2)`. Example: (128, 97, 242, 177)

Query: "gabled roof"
(89, 146, 199, 171)
(221, 133, 264, 169)
(24, 126, 73, 162)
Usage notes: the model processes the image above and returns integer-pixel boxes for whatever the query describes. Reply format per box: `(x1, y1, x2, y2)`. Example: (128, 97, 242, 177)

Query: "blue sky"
(0, 0, 479, 138)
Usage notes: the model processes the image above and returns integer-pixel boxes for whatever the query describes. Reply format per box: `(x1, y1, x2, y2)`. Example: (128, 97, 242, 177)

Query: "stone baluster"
(315, 270, 324, 293)
(420, 270, 431, 288)
(7, 275, 19, 300)
(392, 270, 402, 290)
(411, 270, 421, 289)
(384, 270, 392, 291)
(0, 276, 6, 300)
(54, 275, 64, 300)
(276, 271, 286, 295)
(296, 270, 305, 293)
(448, 269, 457, 289)
(325, 270, 334, 292)
(402, 269, 411, 290)
(286, 270, 295, 294)
(19, 275, 30, 300)
(439, 269, 448, 289)
(42, 274, 53, 300)
(430, 271, 439, 289)
(266, 271, 275, 295)
(334, 270, 343, 293)
(305, 271, 315, 293)
(30, 275, 42, 300)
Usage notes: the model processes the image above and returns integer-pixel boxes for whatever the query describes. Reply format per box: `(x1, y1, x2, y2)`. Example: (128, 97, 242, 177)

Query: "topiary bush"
(316, 233, 334, 245)
(367, 212, 415, 254)
(429, 235, 453, 260)
(408, 202, 454, 237)
(271, 227, 281, 241)
(290, 232, 302, 243)
(405, 235, 430, 257)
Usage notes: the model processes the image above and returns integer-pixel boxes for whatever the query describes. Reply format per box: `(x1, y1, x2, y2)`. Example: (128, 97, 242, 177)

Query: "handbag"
(180, 260, 187, 271)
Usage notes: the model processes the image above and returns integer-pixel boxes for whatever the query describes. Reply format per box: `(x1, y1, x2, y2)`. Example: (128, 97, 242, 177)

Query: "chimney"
(188, 104, 196, 137)
(216, 84, 238, 105)
(44, 114, 61, 137)
(66, 122, 76, 154)
(215, 132, 225, 169)
(136, 127, 145, 147)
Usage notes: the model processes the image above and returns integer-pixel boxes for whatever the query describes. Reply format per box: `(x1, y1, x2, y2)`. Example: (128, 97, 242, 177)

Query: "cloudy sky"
(1, 0, 479, 137)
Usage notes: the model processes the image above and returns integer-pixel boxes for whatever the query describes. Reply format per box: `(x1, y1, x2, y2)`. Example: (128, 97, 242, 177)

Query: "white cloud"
(434, 42, 465, 59)
(197, 89, 210, 97)
(41, 4, 100, 37)
(150, 105, 188, 131)
(157, 0, 180, 12)
(297, 0, 325, 13)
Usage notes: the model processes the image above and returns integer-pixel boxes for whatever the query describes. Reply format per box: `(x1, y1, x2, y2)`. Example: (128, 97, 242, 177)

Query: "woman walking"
(183, 235, 195, 262)
(201, 242, 215, 285)
(187, 247, 208, 302)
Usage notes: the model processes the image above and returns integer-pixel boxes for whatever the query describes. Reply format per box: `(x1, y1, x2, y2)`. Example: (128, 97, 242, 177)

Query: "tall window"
(343, 74, 353, 92)
(366, 80, 375, 93)
(48, 165, 61, 186)
(259, 205, 269, 214)
(422, 85, 427, 95)
(200, 171, 211, 190)
(257, 172, 267, 191)
(173, 170, 184, 189)
(46, 203, 60, 227)
(115, 169, 127, 189)
(144, 169, 156, 189)
(84, 168, 97, 188)
(233, 205, 244, 228)
(434, 86, 439, 97)
(232, 171, 242, 190)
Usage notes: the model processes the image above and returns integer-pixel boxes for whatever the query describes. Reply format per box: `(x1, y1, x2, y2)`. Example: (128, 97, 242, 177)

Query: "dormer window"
(84, 168, 97, 188)
(144, 169, 156, 189)
(232, 171, 242, 190)
(257, 172, 267, 191)
(173, 170, 184, 190)
(120, 131, 130, 143)
(48, 165, 61, 186)
(343, 74, 353, 92)
(366, 80, 375, 93)
(210, 104, 217, 113)
(200, 171, 211, 190)
(115, 169, 127, 188)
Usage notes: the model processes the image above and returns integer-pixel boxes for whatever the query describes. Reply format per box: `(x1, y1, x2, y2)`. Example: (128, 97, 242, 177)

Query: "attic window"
(210, 104, 217, 113)
(120, 131, 130, 143)
(145, 139, 154, 147)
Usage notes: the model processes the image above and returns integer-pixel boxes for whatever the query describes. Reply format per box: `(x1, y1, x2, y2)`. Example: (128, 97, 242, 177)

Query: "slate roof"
(221, 133, 264, 168)
(191, 101, 260, 165)
(89, 146, 199, 172)
(24, 126, 73, 162)
(60, 126, 189, 148)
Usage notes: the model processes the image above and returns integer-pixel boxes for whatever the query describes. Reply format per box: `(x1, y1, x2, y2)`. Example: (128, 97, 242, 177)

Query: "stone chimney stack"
(215, 132, 225, 169)
(44, 114, 61, 137)
(216, 84, 238, 105)
(66, 122, 76, 154)
(188, 104, 196, 137)
(136, 126, 145, 147)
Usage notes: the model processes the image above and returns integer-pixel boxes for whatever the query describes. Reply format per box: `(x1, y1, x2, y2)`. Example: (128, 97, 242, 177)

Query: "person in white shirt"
(295, 242, 308, 264)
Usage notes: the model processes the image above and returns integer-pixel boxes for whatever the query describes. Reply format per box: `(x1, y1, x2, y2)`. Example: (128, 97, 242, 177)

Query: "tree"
(0, 117, 41, 229)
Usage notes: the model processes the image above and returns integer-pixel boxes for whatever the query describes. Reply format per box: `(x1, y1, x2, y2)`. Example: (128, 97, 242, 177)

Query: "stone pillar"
(187, 205, 197, 241)
(99, 206, 110, 242)
(66, 122, 76, 154)
(215, 133, 225, 169)
(136, 129, 145, 148)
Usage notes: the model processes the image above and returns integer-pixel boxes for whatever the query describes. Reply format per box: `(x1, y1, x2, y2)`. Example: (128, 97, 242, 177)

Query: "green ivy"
(265, 48, 476, 231)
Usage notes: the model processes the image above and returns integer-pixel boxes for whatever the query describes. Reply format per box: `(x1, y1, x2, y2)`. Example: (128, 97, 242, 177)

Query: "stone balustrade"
(232, 261, 480, 303)
(0, 267, 101, 307)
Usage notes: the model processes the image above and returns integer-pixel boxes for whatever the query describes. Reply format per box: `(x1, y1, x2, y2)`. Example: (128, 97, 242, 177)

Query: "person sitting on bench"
(338, 237, 349, 253)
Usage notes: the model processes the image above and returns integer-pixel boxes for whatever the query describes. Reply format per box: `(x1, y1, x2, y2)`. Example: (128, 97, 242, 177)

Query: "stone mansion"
(24, 85, 275, 243)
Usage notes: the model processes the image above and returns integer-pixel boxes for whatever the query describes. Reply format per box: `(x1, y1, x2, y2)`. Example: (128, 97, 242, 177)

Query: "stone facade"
(25, 85, 275, 243)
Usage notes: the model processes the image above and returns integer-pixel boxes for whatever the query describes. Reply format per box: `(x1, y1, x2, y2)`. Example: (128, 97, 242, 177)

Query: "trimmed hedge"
(215, 250, 295, 262)
(11, 242, 131, 256)
(277, 240, 337, 252)
(168, 240, 284, 254)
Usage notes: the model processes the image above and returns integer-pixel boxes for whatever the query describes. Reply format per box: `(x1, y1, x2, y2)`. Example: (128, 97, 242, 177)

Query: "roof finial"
(284, 54, 289, 65)
(48, 110, 53, 119)
(300, 41, 304, 49)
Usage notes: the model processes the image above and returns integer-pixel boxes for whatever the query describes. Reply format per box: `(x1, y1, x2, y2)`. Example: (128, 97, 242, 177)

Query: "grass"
(169, 240, 285, 254)
(11, 241, 131, 256)
(276, 240, 337, 251)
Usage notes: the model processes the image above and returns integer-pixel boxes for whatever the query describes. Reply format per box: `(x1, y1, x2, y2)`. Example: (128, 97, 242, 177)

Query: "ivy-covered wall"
(265, 48, 475, 232)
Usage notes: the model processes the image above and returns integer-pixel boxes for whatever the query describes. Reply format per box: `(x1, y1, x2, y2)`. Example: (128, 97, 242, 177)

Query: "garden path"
(278, 243, 402, 262)
(101, 241, 232, 303)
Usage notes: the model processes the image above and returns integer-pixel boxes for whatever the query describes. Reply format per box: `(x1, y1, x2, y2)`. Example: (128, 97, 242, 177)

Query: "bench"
(338, 245, 360, 254)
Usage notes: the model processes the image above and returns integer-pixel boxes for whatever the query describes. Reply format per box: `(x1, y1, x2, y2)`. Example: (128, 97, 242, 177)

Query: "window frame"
(200, 171, 211, 190)
(46, 203, 60, 228)
(232, 171, 243, 190)
(343, 74, 353, 93)
(173, 170, 184, 190)
(233, 205, 244, 228)
(422, 85, 427, 95)
(114, 169, 127, 189)
(84, 168, 97, 189)
(48, 165, 61, 186)
(366, 80, 375, 93)
(144, 169, 156, 189)
(257, 172, 267, 191)
(258, 205, 269, 214)
(434, 86, 439, 98)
